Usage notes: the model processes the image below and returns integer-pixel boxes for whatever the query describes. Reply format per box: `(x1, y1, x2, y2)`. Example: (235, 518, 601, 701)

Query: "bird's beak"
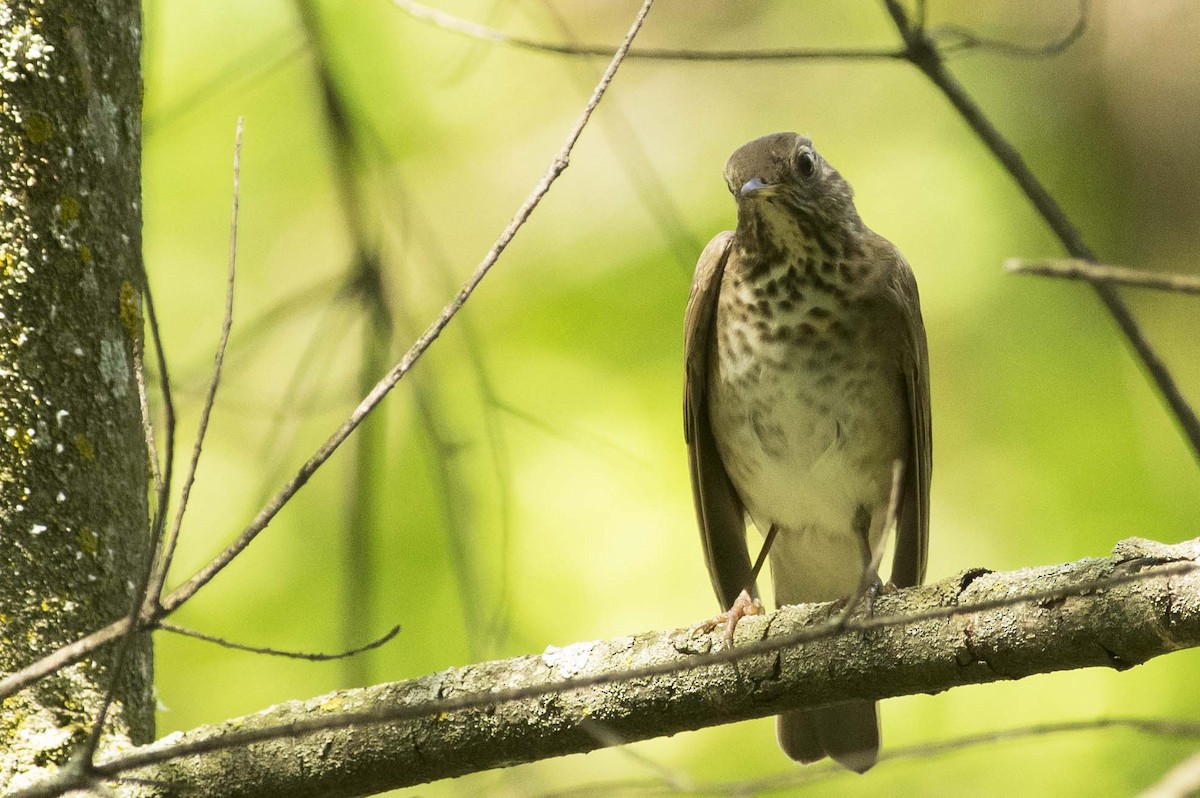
(740, 177, 780, 199)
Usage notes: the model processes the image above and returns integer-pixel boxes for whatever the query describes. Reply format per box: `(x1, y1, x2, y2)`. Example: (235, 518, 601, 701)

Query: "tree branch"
(881, 0, 1200, 463)
(71, 537, 1199, 798)
(389, 0, 902, 62)
(1006, 258, 1200, 295)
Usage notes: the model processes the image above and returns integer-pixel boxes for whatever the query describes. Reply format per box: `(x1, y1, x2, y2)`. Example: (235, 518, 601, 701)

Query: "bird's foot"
(831, 576, 884, 630)
(863, 577, 883, 615)
(692, 589, 763, 645)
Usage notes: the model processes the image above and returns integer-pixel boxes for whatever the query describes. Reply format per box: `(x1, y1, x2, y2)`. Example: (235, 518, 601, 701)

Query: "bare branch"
(159, 622, 401, 661)
(70, 119, 249, 771)
(156, 0, 655, 614)
(390, 0, 902, 61)
(0, 620, 133, 702)
(150, 118, 245, 606)
(935, 0, 1088, 58)
(1006, 258, 1200, 295)
(142, 282, 176, 525)
(72, 537, 1200, 797)
(882, 0, 1200, 464)
(133, 337, 161, 501)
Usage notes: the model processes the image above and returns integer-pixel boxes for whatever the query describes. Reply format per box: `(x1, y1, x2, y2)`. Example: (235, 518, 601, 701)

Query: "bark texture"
(90, 537, 1197, 798)
(0, 0, 151, 790)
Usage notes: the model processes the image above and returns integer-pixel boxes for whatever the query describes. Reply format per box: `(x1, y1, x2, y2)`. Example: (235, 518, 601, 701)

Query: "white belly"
(708, 308, 907, 604)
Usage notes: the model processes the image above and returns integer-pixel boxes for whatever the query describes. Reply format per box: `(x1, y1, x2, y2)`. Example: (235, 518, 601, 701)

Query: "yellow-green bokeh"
(142, 1, 1200, 795)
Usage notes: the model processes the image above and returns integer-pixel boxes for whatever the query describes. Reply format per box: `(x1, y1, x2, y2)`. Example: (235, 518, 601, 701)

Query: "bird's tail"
(776, 700, 880, 774)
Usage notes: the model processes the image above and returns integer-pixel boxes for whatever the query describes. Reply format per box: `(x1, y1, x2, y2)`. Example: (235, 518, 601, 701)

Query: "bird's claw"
(692, 589, 763, 645)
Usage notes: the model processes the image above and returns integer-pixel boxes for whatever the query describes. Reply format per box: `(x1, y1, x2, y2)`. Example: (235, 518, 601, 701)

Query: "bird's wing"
(684, 231, 753, 610)
(885, 244, 931, 588)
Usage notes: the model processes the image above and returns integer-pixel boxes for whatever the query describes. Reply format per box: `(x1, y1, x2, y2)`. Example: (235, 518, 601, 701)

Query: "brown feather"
(883, 242, 931, 589)
(684, 231, 753, 610)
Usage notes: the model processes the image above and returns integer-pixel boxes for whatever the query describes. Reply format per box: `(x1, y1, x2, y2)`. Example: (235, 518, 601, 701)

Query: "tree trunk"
(0, 0, 151, 788)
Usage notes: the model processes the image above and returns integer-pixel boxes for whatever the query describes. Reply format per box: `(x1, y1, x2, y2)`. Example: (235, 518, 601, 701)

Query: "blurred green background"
(141, 1, 1200, 795)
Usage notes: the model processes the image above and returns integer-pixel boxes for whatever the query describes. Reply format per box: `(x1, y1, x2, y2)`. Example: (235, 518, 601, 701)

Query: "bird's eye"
(796, 149, 817, 179)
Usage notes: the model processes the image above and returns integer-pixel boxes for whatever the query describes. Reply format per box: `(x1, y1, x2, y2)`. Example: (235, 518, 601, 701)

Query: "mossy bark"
(0, 0, 151, 789)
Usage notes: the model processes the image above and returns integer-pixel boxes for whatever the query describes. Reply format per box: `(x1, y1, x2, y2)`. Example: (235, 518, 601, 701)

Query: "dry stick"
(159, 622, 401, 662)
(133, 338, 162, 500)
(537, 0, 703, 270)
(0, 620, 134, 701)
(935, 0, 1088, 57)
(73, 335, 159, 769)
(1006, 258, 1200, 295)
(0, 124, 240, 703)
(881, 0, 1200, 464)
(0, 0, 656, 705)
(149, 118, 245, 606)
(390, 0, 902, 61)
(159, 0, 653, 611)
(88, 559, 1198, 781)
(72, 119, 248, 770)
(142, 285, 176, 522)
(392, 0, 1082, 64)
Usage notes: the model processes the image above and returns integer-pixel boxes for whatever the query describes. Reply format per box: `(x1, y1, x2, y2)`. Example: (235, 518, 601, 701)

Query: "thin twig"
(148, 118, 245, 606)
(133, 336, 161, 500)
(160, 622, 401, 661)
(882, 0, 1200, 464)
(390, 0, 902, 62)
(536, 0, 702, 270)
(1006, 258, 1200, 295)
(88, 559, 1198, 780)
(74, 185, 180, 772)
(0, 0, 658, 705)
(142, 283, 176, 531)
(156, 0, 656, 617)
(935, 0, 1088, 58)
(0, 619, 133, 700)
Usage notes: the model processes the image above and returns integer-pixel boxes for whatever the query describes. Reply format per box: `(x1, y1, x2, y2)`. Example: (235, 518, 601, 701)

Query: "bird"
(683, 132, 931, 773)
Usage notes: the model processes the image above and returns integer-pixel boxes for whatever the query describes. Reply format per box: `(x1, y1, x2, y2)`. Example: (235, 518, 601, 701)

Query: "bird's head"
(723, 132, 861, 239)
